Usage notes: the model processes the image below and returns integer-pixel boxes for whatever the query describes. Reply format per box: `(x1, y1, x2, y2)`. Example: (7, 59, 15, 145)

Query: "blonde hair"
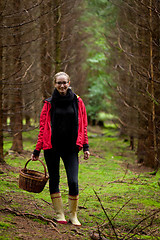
(53, 72, 70, 83)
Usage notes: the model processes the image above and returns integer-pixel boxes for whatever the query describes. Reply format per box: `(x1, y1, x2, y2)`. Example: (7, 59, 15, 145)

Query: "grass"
(1, 125, 160, 239)
(0, 221, 13, 230)
(0, 220, 15, 240)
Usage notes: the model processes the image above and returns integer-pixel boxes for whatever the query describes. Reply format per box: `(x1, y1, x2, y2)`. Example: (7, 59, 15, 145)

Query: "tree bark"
(40, 1, 53, 100)
(147, 0, 158, 168)
(0, 1, 4, 163)
(54, 0, 62, 73)
(10, 0, 23, 153)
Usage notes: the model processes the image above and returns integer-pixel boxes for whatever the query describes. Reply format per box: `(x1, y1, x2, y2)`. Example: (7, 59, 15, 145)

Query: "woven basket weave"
(19, 159, 49, 193)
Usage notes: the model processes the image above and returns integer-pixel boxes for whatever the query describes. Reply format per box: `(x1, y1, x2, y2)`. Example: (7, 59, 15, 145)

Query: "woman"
(31, 72, 90, 226)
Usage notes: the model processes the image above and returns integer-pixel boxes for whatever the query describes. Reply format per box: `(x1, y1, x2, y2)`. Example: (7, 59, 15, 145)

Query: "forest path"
(0, 125, 159, 240)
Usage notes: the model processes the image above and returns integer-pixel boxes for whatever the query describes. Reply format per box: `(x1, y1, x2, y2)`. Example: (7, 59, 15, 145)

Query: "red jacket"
(35, 95, 89, 153)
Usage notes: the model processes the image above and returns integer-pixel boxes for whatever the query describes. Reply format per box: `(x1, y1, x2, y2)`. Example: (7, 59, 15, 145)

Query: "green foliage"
(82, 0, 117, 121)
(97, 112, 117, 122)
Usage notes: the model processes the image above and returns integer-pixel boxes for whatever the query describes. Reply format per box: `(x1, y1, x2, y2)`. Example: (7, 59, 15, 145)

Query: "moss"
(1, 126, 160, 239)
(0, 221, 13, 230)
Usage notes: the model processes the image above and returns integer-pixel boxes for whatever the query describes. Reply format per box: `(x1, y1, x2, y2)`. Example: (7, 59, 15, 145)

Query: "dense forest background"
(0, 0, 160, 171)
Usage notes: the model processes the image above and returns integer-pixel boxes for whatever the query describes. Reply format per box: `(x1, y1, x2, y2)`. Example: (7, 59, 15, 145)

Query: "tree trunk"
(11, 0, 23, 153)
(25, 115, 31, 128)
(54, 0, 62, 73)
(0, 0, 5, 163)
(136, 0, 160, 169)
(149, 0, 160, 170)
(40, 1, 53, 100)
(146, 0, 158, 168)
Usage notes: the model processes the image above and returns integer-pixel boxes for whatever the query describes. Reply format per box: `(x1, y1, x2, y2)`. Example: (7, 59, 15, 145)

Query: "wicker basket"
(19, 159, 49, 193)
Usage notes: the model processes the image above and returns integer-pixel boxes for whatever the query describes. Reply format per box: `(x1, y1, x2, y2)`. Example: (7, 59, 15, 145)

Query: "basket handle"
(24, 159, 48, 179)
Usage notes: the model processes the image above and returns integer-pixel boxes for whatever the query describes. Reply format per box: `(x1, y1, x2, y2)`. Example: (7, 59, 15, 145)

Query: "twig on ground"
(122, 210, 160, 240)
(107, 179, 147, 185)
(102, 197, 133, 229)
(82, 196, 90, 209)
(126, 218, 154, 240)
(90, 231, 110, 240)
(80, 184, 89, 193)
(34, 203, 41, 209)
(79, 205, 87, 209)
(121, 163, 129, 181)
(0, 195, 13, 204)
(89, 214, 106, 221)
(41, 198, 52, 205)
(71, 228, 84, 236)
(112, 197, 133, 221)
(97, 221, 103, 240)
(90, 152, 105, 159)
(93, 189, 119, 240)
(0, 207, 59, 233)
(107, 180, 128, 184)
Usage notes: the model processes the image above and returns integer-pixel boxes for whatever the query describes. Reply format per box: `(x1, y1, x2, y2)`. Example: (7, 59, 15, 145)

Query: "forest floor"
(0, 125, 160, 240)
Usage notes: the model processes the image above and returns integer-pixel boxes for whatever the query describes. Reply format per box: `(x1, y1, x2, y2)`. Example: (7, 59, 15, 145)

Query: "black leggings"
(44, 149, 79, 196)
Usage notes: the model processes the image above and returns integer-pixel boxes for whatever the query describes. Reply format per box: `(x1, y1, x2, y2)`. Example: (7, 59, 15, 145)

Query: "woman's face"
(54, 75, 70, 96)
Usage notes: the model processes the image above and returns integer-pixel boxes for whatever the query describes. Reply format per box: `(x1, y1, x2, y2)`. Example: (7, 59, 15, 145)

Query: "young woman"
(31, 72, 90, 226)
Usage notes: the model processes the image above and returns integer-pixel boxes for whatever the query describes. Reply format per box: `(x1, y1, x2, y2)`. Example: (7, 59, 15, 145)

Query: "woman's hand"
(31, 154, 39, 161)
(84, 151, 90, 160)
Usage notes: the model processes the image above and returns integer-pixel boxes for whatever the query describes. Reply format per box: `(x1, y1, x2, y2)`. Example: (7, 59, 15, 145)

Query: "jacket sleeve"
(81, 99, 89, 151)
(33, 102, 48, 155)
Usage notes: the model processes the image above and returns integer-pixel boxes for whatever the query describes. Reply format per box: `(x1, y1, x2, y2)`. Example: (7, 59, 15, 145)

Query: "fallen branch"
(102, 197, 133, 229)
(93, 189, 119, 240)
(41, 198, 52, 205)
(107, 179, 147, 185)
(0, 207, 59, 233)
(107, 180, 128, 184)
(112, 197, 133, 222)
(122, 210, 160, 240)
(71, 228, 84, 236)
(121, 163, 129, 181)
(126, 217, 154, 240)
(90, 152, 105, 159)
